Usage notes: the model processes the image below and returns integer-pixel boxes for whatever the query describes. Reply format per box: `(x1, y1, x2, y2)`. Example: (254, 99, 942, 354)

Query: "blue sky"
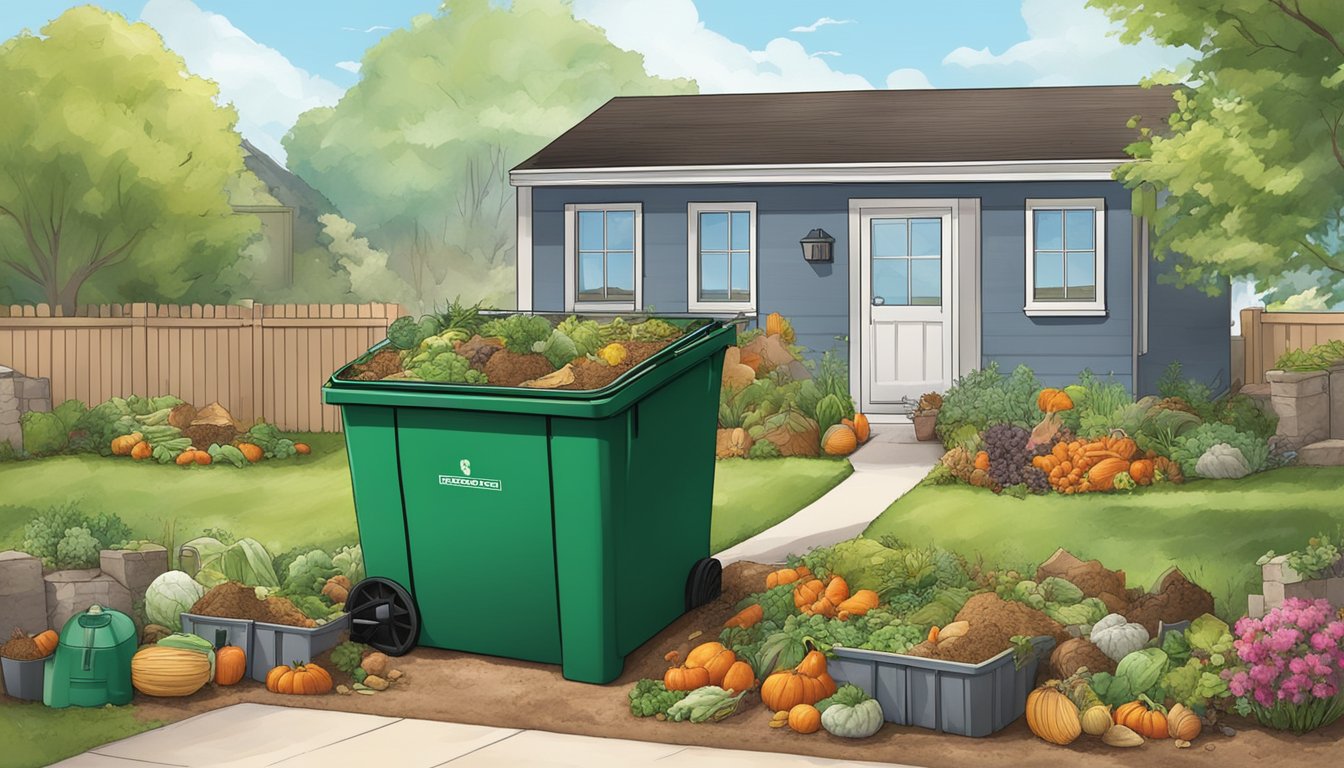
(3, 0, 1187, 163)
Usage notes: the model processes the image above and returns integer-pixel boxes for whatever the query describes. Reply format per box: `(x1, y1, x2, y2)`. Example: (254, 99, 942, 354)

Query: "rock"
(360, 651, 390, 677)
(336, 685, 351, 695)
(100, 546, 168, 598)
(1124, 567, 1215, 637)
(1298, 439, 1344, 467)
(364, 675, 389, 691)
(1220, 725, 1236, 737)
(0, 551, 47, 635)
(387, 670, 403, 681)
(44, 569, 133, 632)
(742, 334, 796, 374)
(1175, 739, 1191, 749)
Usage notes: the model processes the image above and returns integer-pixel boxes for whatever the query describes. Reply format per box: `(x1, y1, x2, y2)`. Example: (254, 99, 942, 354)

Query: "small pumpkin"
(1037, 388, 1075, 413)
(1128, 459, 1155, 486)
(1025, 681, 1083, 746)
(765, 312, 787, 338)
(974, 451, 990, 470)
(788, 703, 822, 734)
(793, 579, 825, 609)
(760, 649, 836, 711)
(266, 662, 333, 695)
(685, 641, 727, 669)
(111, 432, 144, 456)
(1081, 704, 1113, 736)
(131, 646, 212, 697)
(836, 589, 879, 618)
(237, 442, 264, 463)
(724, 603, 764, 629)
(194, 450, 212, 466)
(822, 424, 858, 456)
(687, 643, 737, 687)
(1167, 702, 1201, 741)
(294, 443, 311, 455)
(176, 449, 197, 466)
(1087, 457, 1131, 490)
(824, 575, 850, 604)
(722, 660, 756, 693)
(215, 646, 247, 686)
(851, 413, 871, 443)
(1115, 700, 1168, 740)
(664, 664, 711, 692)
(32, 630, 59, 657)
(131, 441, 153, 461)
(766, 567, 802, 589)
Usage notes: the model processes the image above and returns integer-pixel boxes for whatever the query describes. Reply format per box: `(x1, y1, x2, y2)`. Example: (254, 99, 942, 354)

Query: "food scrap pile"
(190, 582, 317, 628)
(341, 305, 690, 391)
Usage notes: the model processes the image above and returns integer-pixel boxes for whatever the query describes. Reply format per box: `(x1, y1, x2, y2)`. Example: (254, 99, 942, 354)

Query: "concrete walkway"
(716, 424, 943, 566)
(51, 703, 914, 767)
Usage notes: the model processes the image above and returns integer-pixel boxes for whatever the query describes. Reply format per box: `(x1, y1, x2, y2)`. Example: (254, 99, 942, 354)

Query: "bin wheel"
(345, 577, 420, 656)
(684, 557, 722, 611)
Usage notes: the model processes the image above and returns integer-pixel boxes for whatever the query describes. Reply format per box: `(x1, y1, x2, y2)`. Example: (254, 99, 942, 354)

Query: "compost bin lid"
(57, 604, 137, 649)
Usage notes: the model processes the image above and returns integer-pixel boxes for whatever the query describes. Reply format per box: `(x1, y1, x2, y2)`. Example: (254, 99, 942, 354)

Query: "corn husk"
(521, 364, 575, 389)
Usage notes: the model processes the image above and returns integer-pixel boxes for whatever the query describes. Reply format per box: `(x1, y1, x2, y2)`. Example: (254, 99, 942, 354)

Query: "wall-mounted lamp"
(800, 228, 835, 263)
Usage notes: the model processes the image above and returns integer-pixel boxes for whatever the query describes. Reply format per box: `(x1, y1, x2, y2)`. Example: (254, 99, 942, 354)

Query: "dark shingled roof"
(513, 85, 1176, 171)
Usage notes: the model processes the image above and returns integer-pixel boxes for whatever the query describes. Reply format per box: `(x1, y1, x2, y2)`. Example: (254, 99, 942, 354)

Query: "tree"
(0, 7, 257, 315)
(284, 0, 695, 309)
(1092, 0, 1344, 300)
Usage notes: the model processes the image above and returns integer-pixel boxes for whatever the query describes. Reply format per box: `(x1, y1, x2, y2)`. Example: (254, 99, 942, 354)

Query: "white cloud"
(811, 50, 842, 58)
(941, 0, 1190, 86)
(341, 25, 392, 33)
(336, 60, 362, 74)
(791, 17, 852, 33)
(885, 68, 933, 89)
(572, 0, 871, 92)
(141, 0, 344, 164)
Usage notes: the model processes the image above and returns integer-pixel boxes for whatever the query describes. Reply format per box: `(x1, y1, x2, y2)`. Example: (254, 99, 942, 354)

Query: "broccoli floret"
(411, 350, 487, 383)
(628, 679, 688, 717)
(480, 315, 553, 354)
(386, 316, 423, 350)
(631, 318, 681, 341)
(859, 621, 924, 654)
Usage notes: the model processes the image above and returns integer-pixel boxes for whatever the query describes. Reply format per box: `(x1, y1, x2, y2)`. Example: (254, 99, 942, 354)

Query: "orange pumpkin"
(760, 650, 837, 711)
(822, 424, 858, 456)
(294, 443, 311, 455)
(265, 662, 333, 695)
(824, 575, 850, 604)
(130, 441, 152, 461)
(1129, 459, 1155, 486)
(1037, 388, 1075, 413)
(765, 567, 802, 589)
(793, 579, 825, 609)
(194, 450, 212, 466)
(175, 450, 197, 466)
(215, 646, 246, 686)
(686, 643, 737, 687)
(33, 630, 59, 657)
(974, 451, 990, 470)
(1087, 457, 1131, 490)
(664, 664, 712, 691)
(766, 312, 787, 338)
(1109, 436, 1139, 461)
(724, 604, 764, 630)
(1115, 700, 1169, 740)
(236, 443, 264, 463)
(788, 703, 822, 734)
(722, 660, 756, 693)
(851, 413, 871, 443)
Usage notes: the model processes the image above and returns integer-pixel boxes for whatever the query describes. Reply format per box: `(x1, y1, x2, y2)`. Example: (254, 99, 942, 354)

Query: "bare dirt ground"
(129, 562, 1344, 768)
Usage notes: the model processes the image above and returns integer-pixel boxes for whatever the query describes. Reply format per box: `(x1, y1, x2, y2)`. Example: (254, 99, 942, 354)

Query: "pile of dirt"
(1036, 548, 1129, 613)
(1049, 637, 1117, 678)
(0, 629, 44, 660)
(484, 350, 556, 387)
(907, 593, 1069, 664)
(1124, 567, 1215, 636)
(190, 582, 316, 628)
(182, 423, 237, 450)
(455, 335, 504, 370)
(344, 349, 404, 381)
(558, 340, 672, 390)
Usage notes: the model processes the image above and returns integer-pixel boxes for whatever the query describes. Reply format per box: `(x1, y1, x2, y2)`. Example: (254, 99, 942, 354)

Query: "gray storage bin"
(2, 656, 46, 701)
(829, 635, 1056, 737)
(180, 614, 254, 659)
(249, 614, 350, 682)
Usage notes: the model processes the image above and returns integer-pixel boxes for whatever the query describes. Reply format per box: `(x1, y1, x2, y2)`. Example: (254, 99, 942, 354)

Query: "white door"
(857, 204, 954, 413)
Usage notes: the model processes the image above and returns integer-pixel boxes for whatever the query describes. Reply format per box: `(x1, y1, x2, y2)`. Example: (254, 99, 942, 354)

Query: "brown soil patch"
(181, 423, 238, 451)
(483, 351, 555, 387)
(906, 593, 1069, 664)
(558, 340, 671, 390)
(111, 561, 1341, 768)
(342, 348, 403, 381)
(0, 629, 43, 660)
(454, 336, 504, 370)
(190, 582, 315, 628)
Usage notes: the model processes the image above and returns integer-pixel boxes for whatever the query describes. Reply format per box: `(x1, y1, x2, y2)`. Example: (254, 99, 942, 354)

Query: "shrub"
(1063, 370, 1134, 437)
(935, 363, 1042, 447)
(1224, 599, 1344, 733)
(1158, 361, 1217, 420)
(1172, 422, 1270, 477)
(20, 411, 69, 455)
(1216, 393, 1278, 441)
(21, 504, 131, 569)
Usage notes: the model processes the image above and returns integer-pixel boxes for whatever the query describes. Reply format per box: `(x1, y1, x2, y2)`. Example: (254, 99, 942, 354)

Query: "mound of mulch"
(455, 336, 504, 370)
(1036, 548, 1129, 613)
(344, 349, 404, 381)
(906, 593, 1069, 665)
(1123, 567, 1215, 636)
(558, 340, 672, 390)
(0, 629, 44, 660)
(190, 582, 316, 628)
(483, 350, 555, 387)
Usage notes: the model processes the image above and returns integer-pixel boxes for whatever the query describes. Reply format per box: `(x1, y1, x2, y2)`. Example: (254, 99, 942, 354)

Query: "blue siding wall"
(1137, 258, 1231, 396)
(531, 182, 1220, 390)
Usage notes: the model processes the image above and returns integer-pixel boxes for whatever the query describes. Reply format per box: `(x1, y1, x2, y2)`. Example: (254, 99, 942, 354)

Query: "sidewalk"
(716, 424, 943, 566)
(51, 703, 914, 768)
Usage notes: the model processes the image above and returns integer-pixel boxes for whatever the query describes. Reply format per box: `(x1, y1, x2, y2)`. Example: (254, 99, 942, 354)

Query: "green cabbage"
(1092, 648, 1170, 706)
(146, 571, 206, 631)
(332, 544, 364, 584)
(534, 329, 580, 369)
(556, 317, 603, 357)
(284, 549, 340, 596)
(182, 536, 279, 587)
(20, 411, 69, 455)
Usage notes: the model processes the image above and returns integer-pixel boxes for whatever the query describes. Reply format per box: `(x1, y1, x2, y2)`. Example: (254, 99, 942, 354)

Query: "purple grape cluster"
(982, 424, 1033, 488)
(1023, 466, 1050, 495)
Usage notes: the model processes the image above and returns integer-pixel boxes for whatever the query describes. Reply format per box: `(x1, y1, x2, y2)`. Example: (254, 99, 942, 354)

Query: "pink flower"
(1314, 683, 1337, 699)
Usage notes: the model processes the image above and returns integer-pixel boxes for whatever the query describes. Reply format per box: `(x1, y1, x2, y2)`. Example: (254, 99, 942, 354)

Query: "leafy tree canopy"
(1093, 0, 1344, 299)
(0, 6, 258, 314)
(283, 0, 696, 308)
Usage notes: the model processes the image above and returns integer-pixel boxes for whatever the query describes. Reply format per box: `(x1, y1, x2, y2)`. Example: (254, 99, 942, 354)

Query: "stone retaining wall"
(0, 546, 167, 635)
(1266, 370, 1331, 451)
(1248, 554, 1344, 618)
(0, 365, 53, 453)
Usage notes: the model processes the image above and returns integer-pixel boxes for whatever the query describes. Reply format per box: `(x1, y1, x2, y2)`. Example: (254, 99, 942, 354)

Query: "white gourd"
(1090, 613, 1150, 662)
(821, 699, 884, 738)
(1194, 443, 1252, 479)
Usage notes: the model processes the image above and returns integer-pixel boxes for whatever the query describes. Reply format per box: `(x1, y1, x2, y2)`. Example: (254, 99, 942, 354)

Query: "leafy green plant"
(1260, 533, 1343, 581)
(435, 296, 491, 337)
(479, 314, 552, 354)
(21, 504, 130, 568)
(20, 411, 69, 455)
(1216, 393, 1278, 440)
(935, 363, 1043, 447)
(1067, 370, 1134, 437)
(1157, 362, 1217, 420)
(1173, 422, 1270, 477)
(330, 641, 369, 677)
(1273, 340, 1344, 373)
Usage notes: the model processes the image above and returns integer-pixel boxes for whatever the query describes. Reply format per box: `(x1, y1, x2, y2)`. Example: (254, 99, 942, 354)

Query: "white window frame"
(1023, 198, 1107, 317)
(687, 202, 757, 314)
(564, 203, 643, 312)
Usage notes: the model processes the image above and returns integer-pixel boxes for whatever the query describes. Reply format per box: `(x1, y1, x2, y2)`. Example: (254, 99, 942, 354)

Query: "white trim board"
(511, 159, 1126, 186)
(515, 185, 533, 311)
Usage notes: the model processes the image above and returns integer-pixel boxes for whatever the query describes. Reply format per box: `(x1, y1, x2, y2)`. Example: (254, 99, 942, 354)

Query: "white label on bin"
(439, 473, 502, 491)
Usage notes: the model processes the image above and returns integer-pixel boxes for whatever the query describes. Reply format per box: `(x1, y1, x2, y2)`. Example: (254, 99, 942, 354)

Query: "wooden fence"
(0, 302, 404, 432)
(1240, 307, 1344, 386)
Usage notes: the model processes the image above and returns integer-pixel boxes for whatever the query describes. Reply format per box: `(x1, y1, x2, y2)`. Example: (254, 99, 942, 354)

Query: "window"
(564, 203, 642, 311)
(688, 202, 756, 313)
(871, 216, 943, 307)
(1024, 198, 1106, 316)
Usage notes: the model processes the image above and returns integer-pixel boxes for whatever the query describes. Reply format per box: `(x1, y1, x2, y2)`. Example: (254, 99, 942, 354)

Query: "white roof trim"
(509, 159, 1127, 187)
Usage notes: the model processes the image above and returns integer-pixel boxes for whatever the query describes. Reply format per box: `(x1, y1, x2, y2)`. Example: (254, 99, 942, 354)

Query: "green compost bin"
(322, 314, 735, 684)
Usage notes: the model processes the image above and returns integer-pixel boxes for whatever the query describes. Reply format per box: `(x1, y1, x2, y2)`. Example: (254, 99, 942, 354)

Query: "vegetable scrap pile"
(1, 629, 45, 660)
(190, 582, 316, 628)
(330, 642, 408, 696)
(341, 304, 691, 390)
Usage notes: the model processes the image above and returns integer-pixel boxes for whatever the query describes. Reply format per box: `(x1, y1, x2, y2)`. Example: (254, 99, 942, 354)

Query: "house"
(508, 86, 1230, 417)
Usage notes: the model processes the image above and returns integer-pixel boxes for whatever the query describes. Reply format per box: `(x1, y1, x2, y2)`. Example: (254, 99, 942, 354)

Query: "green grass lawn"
(863, 466, 1344, 621)
(0, 700, 163, 768)
(711, 458, 854, 552)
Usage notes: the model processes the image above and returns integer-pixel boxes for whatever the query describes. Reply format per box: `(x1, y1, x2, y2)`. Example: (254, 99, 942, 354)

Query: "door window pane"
(731, 211, 750, 250)
(578, 251, 605, 299)
(910, 219, 941, 257)
(700, 213, 728, 251)
(910, 259, 941, 306)
(731, 251, 750, 298)
(1065, 209, 1094, 250)
(871, 220, 908, 258)
(1066, 251, 1096, 300)
(1034, 210, 1063, 251)
(1034, 252, 1065, 300)
(873, 259, 909, 306)
(606, 210, 634, 251)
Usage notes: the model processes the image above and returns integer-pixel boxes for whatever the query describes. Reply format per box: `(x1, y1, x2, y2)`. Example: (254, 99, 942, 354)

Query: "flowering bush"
(1223, 598, 1344, 733)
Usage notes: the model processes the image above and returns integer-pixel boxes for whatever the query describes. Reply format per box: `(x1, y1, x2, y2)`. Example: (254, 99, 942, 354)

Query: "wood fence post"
(1241, 307, 1263, 385)
(131, 303, 148, 395)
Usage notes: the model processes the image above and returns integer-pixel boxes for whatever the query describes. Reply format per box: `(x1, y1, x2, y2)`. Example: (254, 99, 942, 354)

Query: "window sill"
(570, 302, 638, 313)
(1023, 306, 1108, 318)
(688, 301, 756, 315)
